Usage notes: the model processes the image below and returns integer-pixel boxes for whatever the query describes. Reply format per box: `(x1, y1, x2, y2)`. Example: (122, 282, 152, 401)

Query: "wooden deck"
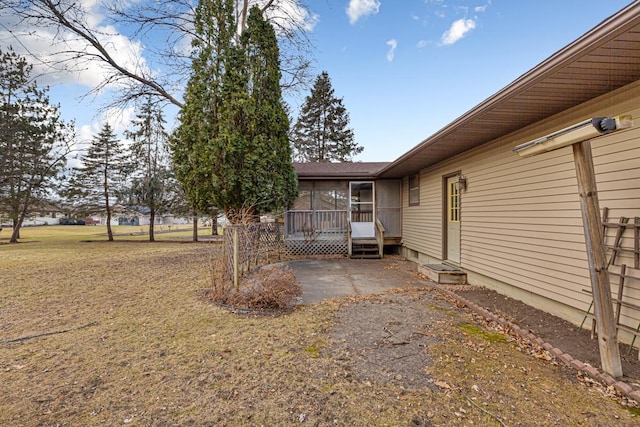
(284, 210, 401, 256)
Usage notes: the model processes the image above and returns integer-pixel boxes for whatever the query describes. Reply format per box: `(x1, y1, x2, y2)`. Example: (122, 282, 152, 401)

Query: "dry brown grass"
(1, 226, 638, 426)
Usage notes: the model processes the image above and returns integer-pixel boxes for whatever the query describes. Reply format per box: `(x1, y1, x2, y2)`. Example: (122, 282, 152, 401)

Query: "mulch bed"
(452, 286, 640, 387)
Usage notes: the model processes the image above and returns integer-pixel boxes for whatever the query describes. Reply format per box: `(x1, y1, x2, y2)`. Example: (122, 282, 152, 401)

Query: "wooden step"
(352, 238, 377, 245)
(418, 264, 467, 284)
(350, 242, 381, 259)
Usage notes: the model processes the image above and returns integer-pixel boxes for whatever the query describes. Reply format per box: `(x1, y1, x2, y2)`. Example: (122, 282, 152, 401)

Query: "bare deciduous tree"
(0, 0, 316, 110)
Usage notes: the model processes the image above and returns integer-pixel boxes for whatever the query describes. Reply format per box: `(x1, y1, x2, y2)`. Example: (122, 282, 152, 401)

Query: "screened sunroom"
(285, 163, 401, 257)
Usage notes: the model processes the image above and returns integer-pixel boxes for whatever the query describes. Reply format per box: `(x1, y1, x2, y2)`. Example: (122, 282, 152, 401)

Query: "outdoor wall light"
(513, 115, 633, 158)
(456, 176, 467, 191)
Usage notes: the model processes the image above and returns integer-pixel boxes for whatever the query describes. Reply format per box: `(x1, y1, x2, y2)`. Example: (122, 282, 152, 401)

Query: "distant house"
(4, 202, 65, 227)
(285, 3, 640, 343)
(116, 206, 191, 227)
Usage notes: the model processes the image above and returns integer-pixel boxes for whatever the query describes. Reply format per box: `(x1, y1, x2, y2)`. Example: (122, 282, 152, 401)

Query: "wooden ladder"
(579, 209, 640, 359)
(601, 207, 640, 269)
(580, 264, 640, 359)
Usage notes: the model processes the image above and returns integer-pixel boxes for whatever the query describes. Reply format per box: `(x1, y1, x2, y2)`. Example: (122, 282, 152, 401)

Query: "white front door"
(350, 181, 375, 238)
(446, 176, 461, 263)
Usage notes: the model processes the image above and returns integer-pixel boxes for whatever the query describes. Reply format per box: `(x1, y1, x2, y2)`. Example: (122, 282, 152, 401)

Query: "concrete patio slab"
(285, 257, 432, 304)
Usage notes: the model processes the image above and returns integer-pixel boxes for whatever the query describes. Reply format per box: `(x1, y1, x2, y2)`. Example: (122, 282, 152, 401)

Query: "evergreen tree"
(291, 71, 362, 162)
(243, 6, 298, 215)
(172, 1, 297, 223)
(0, 46, 73, 243)
(67, 123, 127, 241)
(211, 5, 297, 220)
(125, 98, 174, 241)
(171, 0, 234, 231)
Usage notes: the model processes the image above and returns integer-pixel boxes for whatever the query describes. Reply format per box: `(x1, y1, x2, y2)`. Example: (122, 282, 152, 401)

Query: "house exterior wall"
(402, 80, 640, 339)
(376, 179, 402, 238)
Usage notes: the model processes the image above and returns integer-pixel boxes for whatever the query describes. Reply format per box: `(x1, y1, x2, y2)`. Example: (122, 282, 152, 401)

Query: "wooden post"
(572, 140, 622, 377)
(233, 227, 240, 293)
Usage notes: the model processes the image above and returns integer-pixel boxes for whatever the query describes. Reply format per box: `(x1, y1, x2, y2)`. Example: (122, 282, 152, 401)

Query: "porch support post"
(572, 140, 622, 377)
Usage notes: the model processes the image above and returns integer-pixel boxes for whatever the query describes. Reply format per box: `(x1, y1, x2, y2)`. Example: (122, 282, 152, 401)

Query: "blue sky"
(8, 0, 635, 163)
(303, 0, 634, 161)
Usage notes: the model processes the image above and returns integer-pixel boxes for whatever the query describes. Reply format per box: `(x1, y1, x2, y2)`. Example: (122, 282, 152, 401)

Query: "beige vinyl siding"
(402, 80, 640, 333)
(460, 143, 589, 311)
(402, 171, 441, 258)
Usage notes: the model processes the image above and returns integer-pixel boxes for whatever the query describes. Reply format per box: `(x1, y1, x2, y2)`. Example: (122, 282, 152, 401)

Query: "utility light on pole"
(513, 115, 634, 378)
(513, 116, 633, 157)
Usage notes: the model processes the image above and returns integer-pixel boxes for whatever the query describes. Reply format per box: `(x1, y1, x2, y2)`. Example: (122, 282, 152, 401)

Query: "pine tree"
(171, 0, 235, 230)
(172, 1, 297, 223)
(125, 98, 174, 241)
(0, 46, 73, 242)
(211, 5, 297, 220)
(291, 71, 362, 162)
(67, 123, 127, 241)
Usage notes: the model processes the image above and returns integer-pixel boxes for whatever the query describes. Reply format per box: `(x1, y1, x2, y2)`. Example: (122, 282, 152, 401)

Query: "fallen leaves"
(434, 380, 451, 390)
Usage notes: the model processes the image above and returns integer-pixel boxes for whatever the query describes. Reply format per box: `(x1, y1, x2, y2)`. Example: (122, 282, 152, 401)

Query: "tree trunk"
(192, 215, 198, 242)
(239, 0, 249, 32)
(10, 213, 21, 242)
(106, 207, 113, 241)
(10, 196, 31, 243)
(149, 209, 155, 242)
(10, 221, 22, 243)
(212, 211, 218, 235)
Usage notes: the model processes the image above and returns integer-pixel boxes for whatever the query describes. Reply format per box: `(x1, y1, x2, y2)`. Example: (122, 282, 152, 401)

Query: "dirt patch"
(328, 289, 640, 426)
(329, 292, 446, 390)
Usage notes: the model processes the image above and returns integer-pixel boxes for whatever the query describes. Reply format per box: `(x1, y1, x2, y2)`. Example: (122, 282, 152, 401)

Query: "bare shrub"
(207, 247, 230, 303)
(208, 245, 300, 310)
(243, 265, 301, 309)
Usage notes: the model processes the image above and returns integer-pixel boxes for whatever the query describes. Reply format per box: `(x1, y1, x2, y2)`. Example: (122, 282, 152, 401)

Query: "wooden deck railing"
(284, 210, 348, 238)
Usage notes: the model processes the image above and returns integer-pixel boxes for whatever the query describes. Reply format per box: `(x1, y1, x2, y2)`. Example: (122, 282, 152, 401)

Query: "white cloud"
(103, 105, 136, 135)
(386, 39, 397, 62)
(440, 18, 476, 45)
(346, 0, 381, 25)
(417, 40, 428, 48)
(264, 0, 319, 33)
(73, 105, 134, 148)
(0, 2, 150, 89)
(69, 108, 133, 169)
(475, 0, 492, 13)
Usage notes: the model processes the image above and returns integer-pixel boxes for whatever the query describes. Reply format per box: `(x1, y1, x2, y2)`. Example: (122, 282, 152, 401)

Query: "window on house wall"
(409, 174, 420, 206)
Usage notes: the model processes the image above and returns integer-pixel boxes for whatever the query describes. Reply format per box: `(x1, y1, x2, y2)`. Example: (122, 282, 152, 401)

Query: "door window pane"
(449, 181, 460, 223)
(350, 182, 373, 203)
